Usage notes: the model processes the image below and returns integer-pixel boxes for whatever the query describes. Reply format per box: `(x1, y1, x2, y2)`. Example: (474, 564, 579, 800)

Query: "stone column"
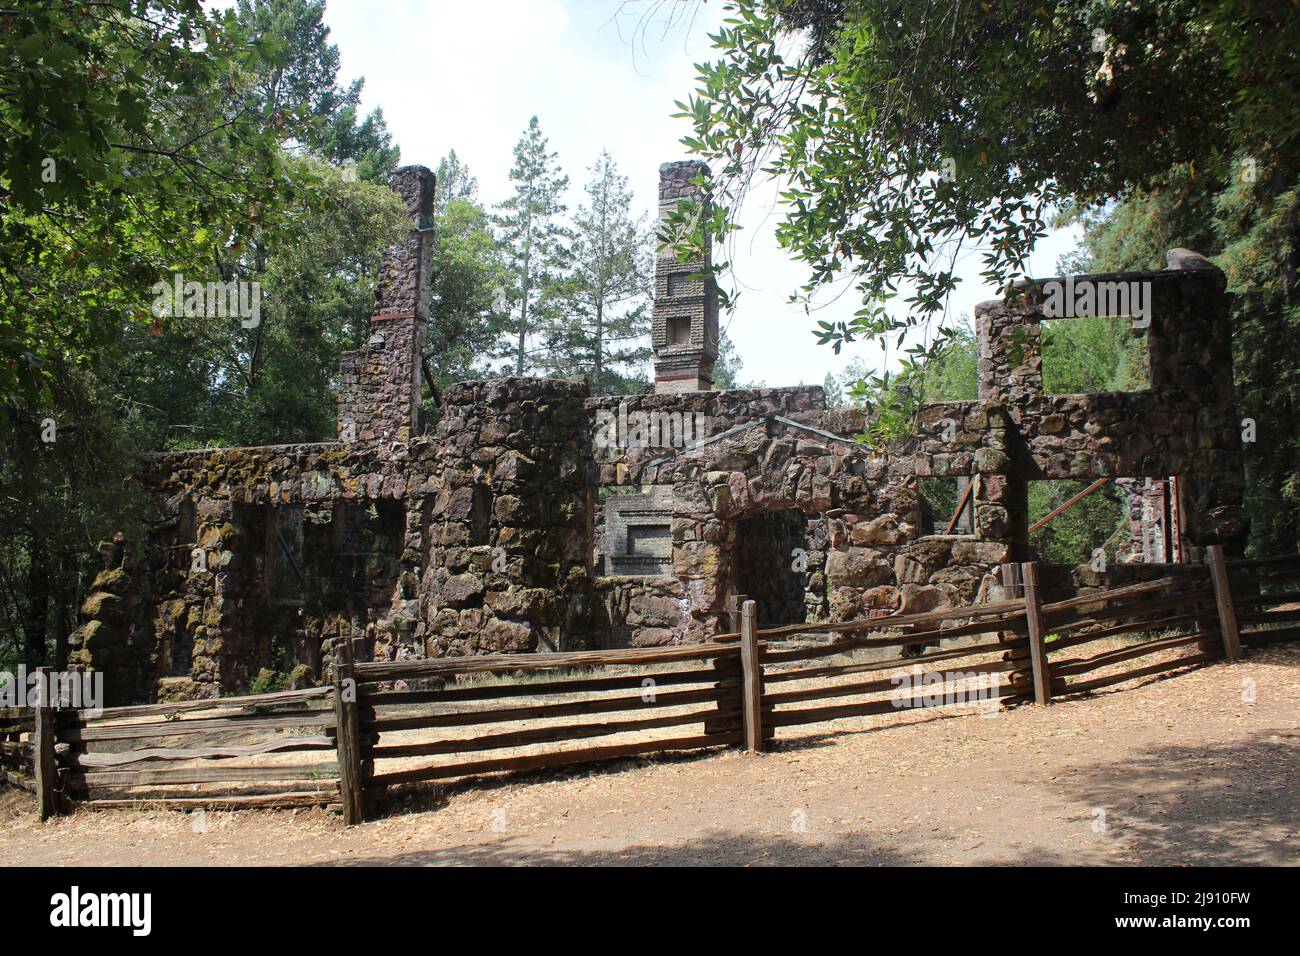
(653, 160, 718, 394)
(337, 165, 436, 444)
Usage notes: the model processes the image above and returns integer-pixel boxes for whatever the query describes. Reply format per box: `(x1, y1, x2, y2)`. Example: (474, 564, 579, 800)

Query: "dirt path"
(3, 643, 1297, 866)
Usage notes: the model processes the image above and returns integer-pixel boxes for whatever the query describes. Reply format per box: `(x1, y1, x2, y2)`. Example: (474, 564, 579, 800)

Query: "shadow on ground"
(332, 729, 1297, 866)
(1050, 730, 1299, 866)
(314, 827, 924, 866)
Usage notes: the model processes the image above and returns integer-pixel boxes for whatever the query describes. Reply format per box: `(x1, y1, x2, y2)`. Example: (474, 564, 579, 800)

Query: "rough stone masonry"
(68, 164, 1247, 704)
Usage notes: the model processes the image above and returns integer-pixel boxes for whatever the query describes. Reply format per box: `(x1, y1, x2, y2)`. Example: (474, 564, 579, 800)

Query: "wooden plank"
(67, 781, 338, 800)
(754, 597, 1026, 641)
(1047, 591, 1213, 632)
(354, 642, 736, 682)
(1041, 575, 1204, 615)
(1241, 624, 1300, 646)
(1232, 589, 1300, 608)
(1021, 563, 1052, 706)
(706, 647, 745, 736)
(1237, 608, 1300, 625)
(365, 686, 722, 733)
(1044, 609, 1218, 652)
(944, 476, 976, 535)
(763, 636, 1026, 683)
(999, 562, 1023, 600)
(361, 666, 721, 705)
(728, 593, 748, 633)
(371, 707, 729, 759)
(74, 763, 339, 786)
(1028, 477, 1109, 534)
(1050, 632, 1214, 677)
(760, 614, 1027, 665)
(768, 683, 1020, 729)
(68, 736, 336, 769)
(1206, 544, 1243, 663)
(369, 732, 740, 788)
(765, 658, 1016, 706)
(61, 711, 335, 742)
(33, 667, 57, 821)
(82, 686, 332, 722)
(1062, 651, 1218, 695)
(79, 791, 337, 811)
(739, 599, 764, 753)
(334, 630, 364, 826)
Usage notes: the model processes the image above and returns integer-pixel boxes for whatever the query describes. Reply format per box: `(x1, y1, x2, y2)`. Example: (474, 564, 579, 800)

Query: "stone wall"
(417, 378, 593, 657)
(64, 160, 1247, 703)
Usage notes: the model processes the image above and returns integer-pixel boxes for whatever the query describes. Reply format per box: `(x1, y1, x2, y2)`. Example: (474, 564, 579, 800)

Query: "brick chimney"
(652, 161, 719, 393)
(337, 165, 436, 444)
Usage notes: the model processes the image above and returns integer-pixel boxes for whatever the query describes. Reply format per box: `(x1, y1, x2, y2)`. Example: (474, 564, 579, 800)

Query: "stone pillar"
(337, 165, 436, 444)
(653, 160, 718, 393)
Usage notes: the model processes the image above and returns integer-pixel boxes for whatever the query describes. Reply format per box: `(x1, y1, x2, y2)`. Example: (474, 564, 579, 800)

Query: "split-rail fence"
(4, 546, 1297, 824)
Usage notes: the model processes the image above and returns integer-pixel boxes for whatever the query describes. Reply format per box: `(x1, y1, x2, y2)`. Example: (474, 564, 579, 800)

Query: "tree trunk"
(53, 550, 73, 670)
(23, 535, 50, 667)
(516, 206, 533, 375)
(594, 298, 604, 386)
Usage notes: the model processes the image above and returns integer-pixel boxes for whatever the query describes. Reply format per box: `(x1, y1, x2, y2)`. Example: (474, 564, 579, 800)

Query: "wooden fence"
(12, 683, 341, 819)
(6, 548, 1299, 823)
(345, 639, 745, 825)
(0, 706, 34, 795)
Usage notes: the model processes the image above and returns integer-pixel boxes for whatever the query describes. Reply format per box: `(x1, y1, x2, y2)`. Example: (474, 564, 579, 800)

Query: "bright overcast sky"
(318, 0, 1081, 388)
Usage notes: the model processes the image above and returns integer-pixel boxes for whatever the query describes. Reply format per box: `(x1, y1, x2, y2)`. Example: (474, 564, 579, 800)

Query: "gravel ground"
(1, 642, 1296, 866)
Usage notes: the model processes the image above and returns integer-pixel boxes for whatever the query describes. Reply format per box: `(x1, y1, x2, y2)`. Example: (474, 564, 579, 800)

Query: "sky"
(318, 0, 1082, 389)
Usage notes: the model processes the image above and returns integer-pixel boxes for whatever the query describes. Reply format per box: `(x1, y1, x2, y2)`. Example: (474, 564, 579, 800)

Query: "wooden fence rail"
(7, 550, 1299, 823)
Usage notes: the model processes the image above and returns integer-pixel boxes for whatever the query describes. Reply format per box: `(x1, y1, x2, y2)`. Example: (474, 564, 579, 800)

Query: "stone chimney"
(337, 165, 436, 444)
(652, 160, 719, 393)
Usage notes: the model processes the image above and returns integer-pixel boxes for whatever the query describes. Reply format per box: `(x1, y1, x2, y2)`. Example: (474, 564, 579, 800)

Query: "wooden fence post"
(333, 631, 364, 825)
(1019, 563, 1053, 707)
(739, 599, 764, 753)
(33, 666, 58, 820)
(728, 593, 748, 634)
(999, 563, 1023, 601)
(1205, 544, 1243, 662)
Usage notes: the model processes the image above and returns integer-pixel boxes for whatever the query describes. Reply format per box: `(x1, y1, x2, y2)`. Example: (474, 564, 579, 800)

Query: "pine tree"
(236, 0, 398, 179)
(545, 150, 652, 393)
(423, 152, 511, 399)
(435, 149, 478, 207)
(495, 117, 570, 375)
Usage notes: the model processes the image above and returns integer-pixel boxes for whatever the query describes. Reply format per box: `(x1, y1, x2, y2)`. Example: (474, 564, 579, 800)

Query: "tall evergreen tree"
(435, 149, 479, 207)
(545, 151, 652, 393)
(236, 0, 399, 179)
(423, 152, 512, 401)
(495, 117, 570, 375)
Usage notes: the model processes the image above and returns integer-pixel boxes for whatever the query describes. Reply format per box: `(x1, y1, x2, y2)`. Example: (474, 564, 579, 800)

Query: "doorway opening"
(733, 509, 816, 628)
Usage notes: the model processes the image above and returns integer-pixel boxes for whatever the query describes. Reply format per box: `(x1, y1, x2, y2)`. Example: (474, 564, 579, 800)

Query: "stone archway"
(659, 418, 873, 639)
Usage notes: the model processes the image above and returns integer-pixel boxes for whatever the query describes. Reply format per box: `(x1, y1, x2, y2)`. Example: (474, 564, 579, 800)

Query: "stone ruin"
(68, 162, 1248, 704)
